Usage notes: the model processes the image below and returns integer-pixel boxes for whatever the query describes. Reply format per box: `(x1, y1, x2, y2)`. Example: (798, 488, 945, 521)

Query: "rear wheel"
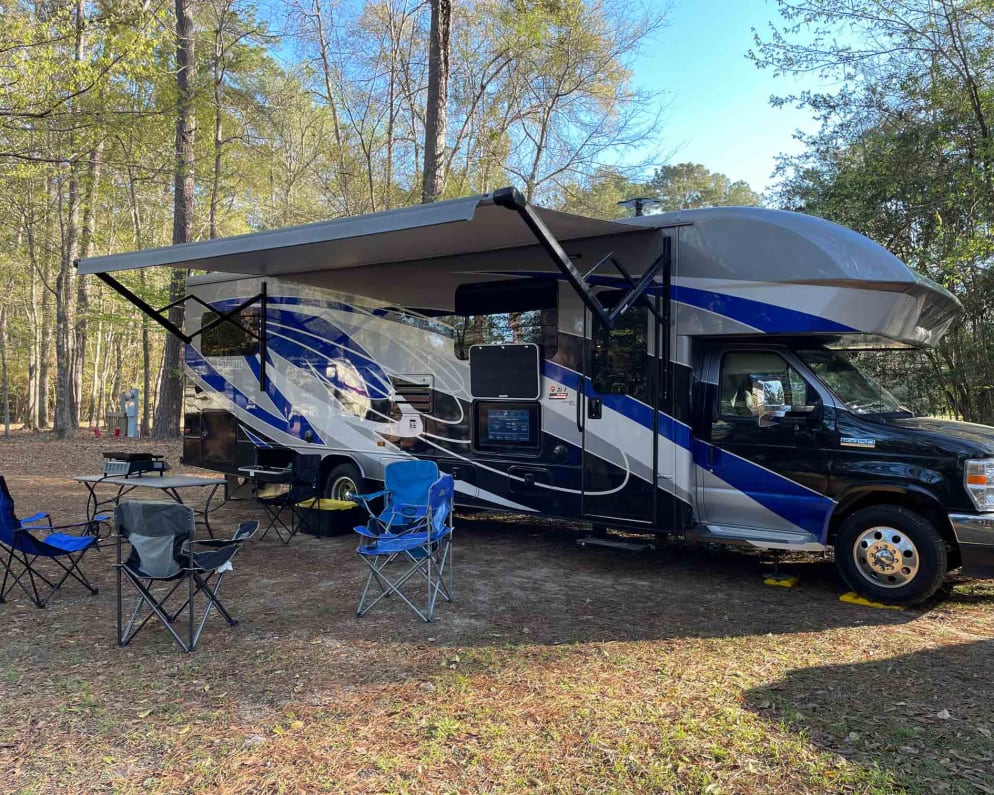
(324, 462, 363, 502)
(834, 505, 947, 605)
(319, 462, 365, 536)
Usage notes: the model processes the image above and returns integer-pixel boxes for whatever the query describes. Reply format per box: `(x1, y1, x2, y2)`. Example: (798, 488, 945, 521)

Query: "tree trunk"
(421, 0, 450, 204)
(38, 176, 55, 430)
(153, 0, 196, 440)
(210, 8, 224, 240)
(54, 0, 88, 439)
(26, 230, 40, 430)
(1, 302, 10, 437)
(53, 164, 80, 438)
(73, 140, 104, 427)
(88, 314, 102, 425)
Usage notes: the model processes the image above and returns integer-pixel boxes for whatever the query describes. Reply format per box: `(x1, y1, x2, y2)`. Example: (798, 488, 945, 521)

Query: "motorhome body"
(79, 190, 994, 604)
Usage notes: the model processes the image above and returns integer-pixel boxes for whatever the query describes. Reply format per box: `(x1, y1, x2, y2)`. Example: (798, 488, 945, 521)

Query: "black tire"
(834, 505, 947, 605)
(320, 462, 366, 537)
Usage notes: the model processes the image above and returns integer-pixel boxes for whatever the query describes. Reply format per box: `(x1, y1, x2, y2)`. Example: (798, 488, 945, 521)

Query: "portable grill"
(101, 452, 169, 478)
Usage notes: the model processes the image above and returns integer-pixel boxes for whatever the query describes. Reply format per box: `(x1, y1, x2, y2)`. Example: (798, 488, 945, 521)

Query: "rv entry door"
(582, 295, 657, 524)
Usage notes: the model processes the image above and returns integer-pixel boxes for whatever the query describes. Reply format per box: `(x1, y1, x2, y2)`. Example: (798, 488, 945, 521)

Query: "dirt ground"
(1, 431, 992, 794)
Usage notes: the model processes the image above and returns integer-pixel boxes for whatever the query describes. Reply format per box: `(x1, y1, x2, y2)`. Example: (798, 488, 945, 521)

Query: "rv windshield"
(796, 349, 910, 416)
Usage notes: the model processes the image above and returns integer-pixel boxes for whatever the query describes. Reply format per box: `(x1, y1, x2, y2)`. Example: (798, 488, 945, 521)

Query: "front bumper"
(948, 513, 994, 578)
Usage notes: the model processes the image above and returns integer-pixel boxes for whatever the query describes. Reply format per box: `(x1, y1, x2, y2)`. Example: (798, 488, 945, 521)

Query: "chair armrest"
(45, 516, 110, 533)
(351, 489, 387, 502)
(19, 512, 51, 527)
(232, 520, 259, 541)
(183, 521, 259, 550)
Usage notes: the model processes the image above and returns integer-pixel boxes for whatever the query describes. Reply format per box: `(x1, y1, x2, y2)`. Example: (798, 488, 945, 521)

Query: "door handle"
(575, 383, 584, 433)
(587, 398, 603, 420)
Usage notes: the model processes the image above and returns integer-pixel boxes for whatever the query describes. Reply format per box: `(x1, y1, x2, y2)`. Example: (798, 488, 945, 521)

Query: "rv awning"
(77, 191, 645, 277)
(78, 187, 670, 356)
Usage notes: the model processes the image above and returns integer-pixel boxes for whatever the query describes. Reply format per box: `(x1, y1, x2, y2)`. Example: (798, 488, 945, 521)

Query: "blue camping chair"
(0, 475, 108, 608)
(351, 459, 440, 535)
(355, 473, 454, 622)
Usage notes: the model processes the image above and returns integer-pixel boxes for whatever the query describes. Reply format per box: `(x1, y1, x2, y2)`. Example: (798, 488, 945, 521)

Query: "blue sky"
(634, 0, 831, 193)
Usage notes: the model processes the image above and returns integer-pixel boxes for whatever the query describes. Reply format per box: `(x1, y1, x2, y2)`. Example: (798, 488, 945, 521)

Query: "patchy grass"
(1, 431, 992, 793)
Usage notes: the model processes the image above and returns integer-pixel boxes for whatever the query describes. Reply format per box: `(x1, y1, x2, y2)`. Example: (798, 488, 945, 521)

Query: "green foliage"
(756, 0, 994, 422)
(560, 164, 762, 220)
(648, 163, 761, 211)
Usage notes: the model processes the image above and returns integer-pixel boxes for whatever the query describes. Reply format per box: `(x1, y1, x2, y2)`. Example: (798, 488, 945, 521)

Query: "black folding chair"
(114, 500, 257, 652)
(254, 452, 321, 544)
(0, 475, 108, 608)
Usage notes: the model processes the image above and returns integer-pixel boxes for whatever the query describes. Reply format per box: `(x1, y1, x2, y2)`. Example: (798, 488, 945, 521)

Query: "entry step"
(577, 536, 654, 552)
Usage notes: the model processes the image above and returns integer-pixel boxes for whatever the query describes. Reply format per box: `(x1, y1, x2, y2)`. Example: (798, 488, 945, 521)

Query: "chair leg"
(0, 543, 13, 603)
(3, 548, 58, 608)
(117, 567, 240, 653)
(356, 549, 438, 622)
(259, 502, 294, 543)
(188, 567, 195, 653)
(47, 551, 99, 597)
(117, 571, 194, 653)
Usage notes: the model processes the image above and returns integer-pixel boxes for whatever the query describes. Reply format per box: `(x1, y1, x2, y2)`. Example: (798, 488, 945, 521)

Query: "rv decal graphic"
(191, 293, 835, 539)
(841, 437, 876, 449)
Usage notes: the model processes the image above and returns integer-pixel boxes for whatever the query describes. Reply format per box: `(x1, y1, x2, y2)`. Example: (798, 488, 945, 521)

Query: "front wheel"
(834, 505, 948, 605)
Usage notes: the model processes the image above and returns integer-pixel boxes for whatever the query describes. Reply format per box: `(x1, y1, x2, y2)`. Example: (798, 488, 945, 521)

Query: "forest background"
(0, 0, 991, 439)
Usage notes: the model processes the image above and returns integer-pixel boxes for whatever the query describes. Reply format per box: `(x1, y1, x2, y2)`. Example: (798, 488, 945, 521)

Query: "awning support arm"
(88, 268, 269, 390)
(492, 187, 615, 328)
(491, 187, 669, 329)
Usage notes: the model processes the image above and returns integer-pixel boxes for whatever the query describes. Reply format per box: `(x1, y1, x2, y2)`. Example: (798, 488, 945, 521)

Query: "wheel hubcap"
(853, 526, 920, 588)
(330, 476, 357, 501)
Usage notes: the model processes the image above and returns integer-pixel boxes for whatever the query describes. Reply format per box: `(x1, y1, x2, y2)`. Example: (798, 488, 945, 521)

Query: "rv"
(79, 187, 994, 604)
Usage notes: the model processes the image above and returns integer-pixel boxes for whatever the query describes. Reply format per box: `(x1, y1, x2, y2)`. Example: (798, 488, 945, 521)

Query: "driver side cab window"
(719, 351, 815, 423)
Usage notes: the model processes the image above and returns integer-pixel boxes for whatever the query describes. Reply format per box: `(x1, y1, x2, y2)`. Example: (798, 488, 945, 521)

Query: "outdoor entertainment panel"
(469, 343, 541, 399)
(474, 401, 541, 453)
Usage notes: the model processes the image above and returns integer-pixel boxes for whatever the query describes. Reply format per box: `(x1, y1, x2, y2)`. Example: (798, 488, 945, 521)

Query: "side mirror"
(751, 378, 785, 427)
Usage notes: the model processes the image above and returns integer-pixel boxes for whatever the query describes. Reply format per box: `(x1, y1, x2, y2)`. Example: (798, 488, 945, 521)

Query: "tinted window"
(450, 278, 558, 360)
(590, 296, 650, 401)
(201, 308, 260, 357)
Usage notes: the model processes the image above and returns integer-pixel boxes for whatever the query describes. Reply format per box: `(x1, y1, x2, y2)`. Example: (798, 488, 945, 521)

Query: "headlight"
(965, 459, 994, 511)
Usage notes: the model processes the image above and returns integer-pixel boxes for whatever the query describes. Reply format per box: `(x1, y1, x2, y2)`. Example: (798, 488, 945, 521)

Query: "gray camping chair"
(114, 501, 257, 653)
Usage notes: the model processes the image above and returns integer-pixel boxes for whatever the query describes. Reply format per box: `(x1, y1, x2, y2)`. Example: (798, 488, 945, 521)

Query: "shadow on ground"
(744, 640, 994, 793)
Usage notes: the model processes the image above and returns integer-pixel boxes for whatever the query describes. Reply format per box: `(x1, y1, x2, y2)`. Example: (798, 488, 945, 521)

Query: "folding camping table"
(74, 473, 228, 537)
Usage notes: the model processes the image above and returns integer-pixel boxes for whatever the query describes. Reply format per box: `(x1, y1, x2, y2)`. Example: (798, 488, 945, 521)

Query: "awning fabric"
(77, 193, 643, 277)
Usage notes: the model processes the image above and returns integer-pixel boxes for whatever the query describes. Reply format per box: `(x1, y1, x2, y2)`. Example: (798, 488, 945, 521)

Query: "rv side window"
(719, 351, 814, 419)
(201, 307, 260, 357)
(451, 279, 558, 360)
(590, 299, 650, 401)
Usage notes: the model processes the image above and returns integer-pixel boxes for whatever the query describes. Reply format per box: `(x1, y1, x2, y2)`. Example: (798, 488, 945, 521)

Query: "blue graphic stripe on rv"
(265, 307, 392, 399)
(244, 354, 324, 444)
(493, 271, 855, 334)
(689, 438, 832, 538)
(668, 286, 854, 334)
(185, 350, 292, 433)
(542, 361, 832, 538)
(242, 426, 271, 448)
(265, 296, 455, 339)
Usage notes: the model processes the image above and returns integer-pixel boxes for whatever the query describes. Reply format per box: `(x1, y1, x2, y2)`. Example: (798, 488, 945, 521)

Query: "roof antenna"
(617, 197, 661, 217)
